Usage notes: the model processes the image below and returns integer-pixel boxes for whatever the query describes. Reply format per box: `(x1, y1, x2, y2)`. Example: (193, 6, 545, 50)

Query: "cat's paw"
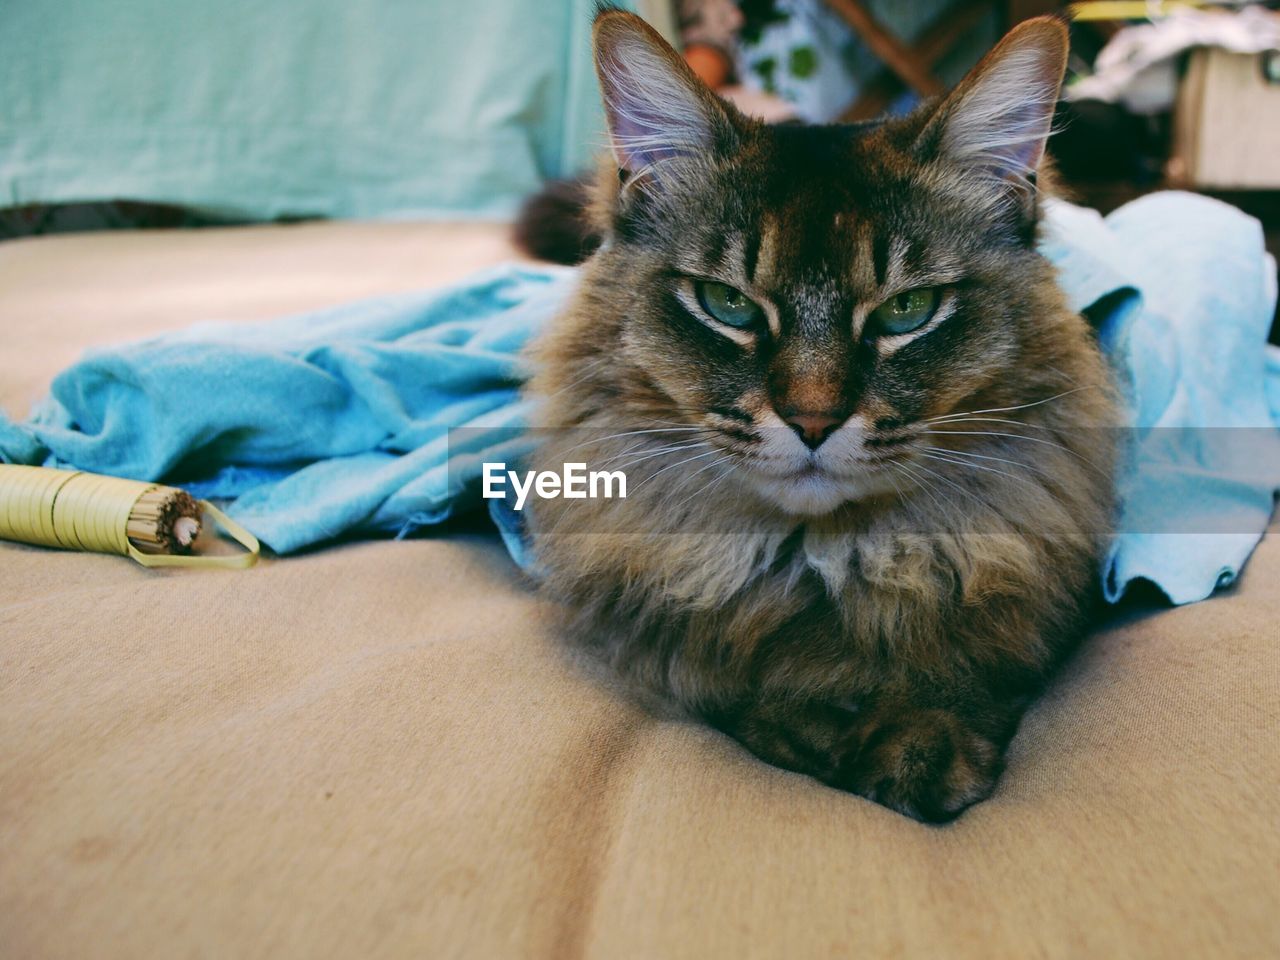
(832, 708, 1003, 823)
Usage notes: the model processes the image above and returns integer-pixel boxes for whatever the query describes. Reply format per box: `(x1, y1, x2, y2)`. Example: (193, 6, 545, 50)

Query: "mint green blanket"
(0, 0, 622, 220)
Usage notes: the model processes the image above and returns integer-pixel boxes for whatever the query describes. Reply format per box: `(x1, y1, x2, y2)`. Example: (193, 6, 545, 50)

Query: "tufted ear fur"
(920, 16, 1068, 194)
(592, 9, 738, 192)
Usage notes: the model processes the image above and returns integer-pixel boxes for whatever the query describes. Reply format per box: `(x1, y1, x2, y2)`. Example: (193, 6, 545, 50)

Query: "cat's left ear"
(920, 16, 1067, 193)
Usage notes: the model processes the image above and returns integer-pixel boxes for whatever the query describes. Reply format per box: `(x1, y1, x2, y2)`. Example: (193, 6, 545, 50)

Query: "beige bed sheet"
(1, 222, 1277, 959)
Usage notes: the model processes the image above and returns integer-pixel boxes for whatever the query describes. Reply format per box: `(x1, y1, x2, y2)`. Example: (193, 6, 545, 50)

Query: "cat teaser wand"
(0, 465, 259, 569)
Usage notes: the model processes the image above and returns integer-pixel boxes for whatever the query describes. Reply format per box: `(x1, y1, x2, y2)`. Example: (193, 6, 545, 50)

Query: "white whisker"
(927, 386, 1092, 423)
(892, 460, 954, 530)
(633, 447, 726, 492)
(607, 440, 711, 472)
(917, 451, 1043, 492)
(540, 357, 611, 402)
(916, 428, 1106, 475)
(560, 426, 707, 456)
(921, 445, 1046, 476)
(907, 459, 1000, 517)
(666, 454, 739, 514)
(923, 416, 1051, 431)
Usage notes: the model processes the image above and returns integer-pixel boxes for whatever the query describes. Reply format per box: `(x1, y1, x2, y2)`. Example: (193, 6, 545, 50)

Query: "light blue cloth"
(2, 193, 1278, 604)
(1039, 193, 1280, 603)
(1, 265, 574, 552)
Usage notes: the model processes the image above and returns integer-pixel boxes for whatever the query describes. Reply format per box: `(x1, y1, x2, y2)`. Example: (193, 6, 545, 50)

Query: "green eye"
(694, 280, 764, 330)
(869, 287, 941, 336)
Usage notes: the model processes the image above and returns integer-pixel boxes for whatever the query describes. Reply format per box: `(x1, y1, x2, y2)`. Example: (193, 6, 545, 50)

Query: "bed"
(2, 221, 1277, 958)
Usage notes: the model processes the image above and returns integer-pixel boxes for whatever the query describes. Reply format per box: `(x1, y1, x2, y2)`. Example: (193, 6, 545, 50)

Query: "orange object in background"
(683, 42, 732, 89)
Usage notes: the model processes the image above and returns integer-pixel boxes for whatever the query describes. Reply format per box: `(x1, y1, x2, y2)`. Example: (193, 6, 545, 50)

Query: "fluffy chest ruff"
(527, 409, 1112, 712)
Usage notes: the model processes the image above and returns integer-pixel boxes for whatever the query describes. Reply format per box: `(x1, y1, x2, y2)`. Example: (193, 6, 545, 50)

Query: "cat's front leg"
(707, 699, 861, 784)
(711, 687, 1024, 823)
(827, 691, 1023, 823)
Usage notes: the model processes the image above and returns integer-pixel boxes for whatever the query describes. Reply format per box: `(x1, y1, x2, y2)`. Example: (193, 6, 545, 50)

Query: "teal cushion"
(0, 0, 625, 219)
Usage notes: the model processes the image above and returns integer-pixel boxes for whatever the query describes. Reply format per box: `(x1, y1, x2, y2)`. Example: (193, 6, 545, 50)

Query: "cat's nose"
(784, 412, 843, 450)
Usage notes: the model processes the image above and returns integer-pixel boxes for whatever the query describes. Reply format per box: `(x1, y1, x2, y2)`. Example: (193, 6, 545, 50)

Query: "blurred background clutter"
(2, 1, 1277, 334)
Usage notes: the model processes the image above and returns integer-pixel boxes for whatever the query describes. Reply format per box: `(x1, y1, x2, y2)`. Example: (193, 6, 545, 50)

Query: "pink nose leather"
(785, 412, 842, 450)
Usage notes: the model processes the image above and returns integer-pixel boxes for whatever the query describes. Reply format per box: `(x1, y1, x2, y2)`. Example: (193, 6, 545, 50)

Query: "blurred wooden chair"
(827, 0, 1060, 121)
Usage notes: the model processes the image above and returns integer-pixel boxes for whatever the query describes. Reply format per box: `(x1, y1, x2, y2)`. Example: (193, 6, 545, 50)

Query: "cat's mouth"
(691, 416, 910, 515)
(746, 454, 899, 516)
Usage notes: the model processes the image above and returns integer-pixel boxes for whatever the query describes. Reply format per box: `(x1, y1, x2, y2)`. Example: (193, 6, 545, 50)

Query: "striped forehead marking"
(752, 212, 780, 289)
(851, 219, 880, 291)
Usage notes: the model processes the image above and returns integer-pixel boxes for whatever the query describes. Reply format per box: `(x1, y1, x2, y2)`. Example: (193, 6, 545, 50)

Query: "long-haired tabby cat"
(523, 9, 1118, 822)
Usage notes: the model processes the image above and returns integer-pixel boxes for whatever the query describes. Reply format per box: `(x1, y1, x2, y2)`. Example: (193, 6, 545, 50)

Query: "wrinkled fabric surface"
(1039, 193, 1280, 602)
(2, 193, 1278, 603)
(0, 265, 574, 553)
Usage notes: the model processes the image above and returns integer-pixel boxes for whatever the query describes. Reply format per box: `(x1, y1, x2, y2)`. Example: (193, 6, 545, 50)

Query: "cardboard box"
(1172, 47, 1280, 189)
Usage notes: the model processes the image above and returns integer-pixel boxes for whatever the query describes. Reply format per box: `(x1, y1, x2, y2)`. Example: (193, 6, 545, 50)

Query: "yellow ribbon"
(127, 503, 259, 569)
(0, 465, 258, 569)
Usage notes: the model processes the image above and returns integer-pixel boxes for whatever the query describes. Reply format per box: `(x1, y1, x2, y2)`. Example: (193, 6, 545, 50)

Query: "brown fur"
(522, 11, 1119, 822)
(512, 175, 600, 265)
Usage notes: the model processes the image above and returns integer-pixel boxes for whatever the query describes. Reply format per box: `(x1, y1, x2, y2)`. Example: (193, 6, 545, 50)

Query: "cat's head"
(575, 10, 1072, 516)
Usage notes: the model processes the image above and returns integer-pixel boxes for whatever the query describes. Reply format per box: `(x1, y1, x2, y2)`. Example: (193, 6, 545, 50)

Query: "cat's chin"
(749, 467, 889, 517)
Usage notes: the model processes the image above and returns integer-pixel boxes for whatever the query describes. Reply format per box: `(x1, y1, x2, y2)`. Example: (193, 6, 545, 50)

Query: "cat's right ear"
(592, 10, 738, 191)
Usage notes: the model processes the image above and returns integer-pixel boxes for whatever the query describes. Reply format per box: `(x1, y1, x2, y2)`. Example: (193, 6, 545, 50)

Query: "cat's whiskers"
(589, 416, 723, 471)
(535, 439, 710, 540)
(539, 357, 611, 403)
(917, 450, 1044, 493)
(632, 447, 728, 492)
(879, 462, 919, 517)
(534, 434, 719, 540)
(638, 415, 703, 429)
(606, 439, 712, 473)
(889, 460, 953, 531)
(917, 427, 1107, 475)
(921, 444, 1051, 478)
(665, 453, 740, 515)
(922, 415, 1051, 431)
(559, 426, 708, 457)
(641, 414, 760, 450)
(903, 458, 1002, 518)
(926, 385, 1093, 424)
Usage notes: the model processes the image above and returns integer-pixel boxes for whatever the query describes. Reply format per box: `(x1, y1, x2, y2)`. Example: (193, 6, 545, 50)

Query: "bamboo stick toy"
(0, 465, 259, 568)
